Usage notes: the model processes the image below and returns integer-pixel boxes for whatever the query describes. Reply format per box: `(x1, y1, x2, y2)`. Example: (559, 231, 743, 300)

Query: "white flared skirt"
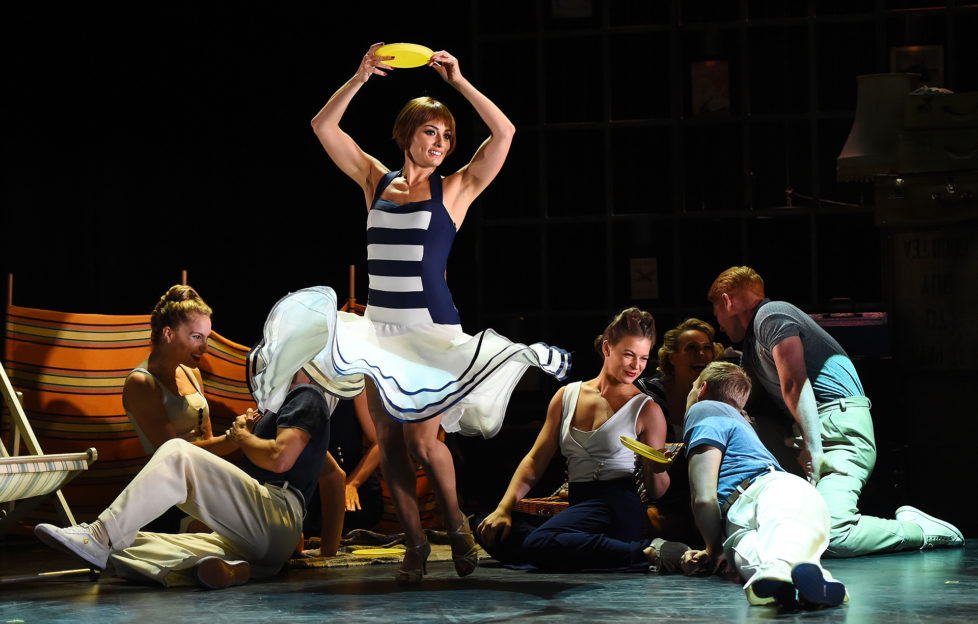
(247, 286, 570, 438)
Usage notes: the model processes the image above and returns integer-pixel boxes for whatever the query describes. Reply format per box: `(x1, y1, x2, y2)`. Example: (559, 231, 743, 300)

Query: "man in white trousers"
(35, 365, 335, 589)
(683, 361, 847, 608)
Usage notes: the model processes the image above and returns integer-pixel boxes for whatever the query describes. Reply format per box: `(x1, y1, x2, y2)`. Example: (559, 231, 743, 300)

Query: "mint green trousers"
(815, 397, 920, 557)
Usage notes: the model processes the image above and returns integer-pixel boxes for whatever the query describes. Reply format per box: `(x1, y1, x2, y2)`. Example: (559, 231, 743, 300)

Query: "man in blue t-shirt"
(684, 361, 846, 608)
(707, 266, 962, 557)
(35, 365, 335, 589)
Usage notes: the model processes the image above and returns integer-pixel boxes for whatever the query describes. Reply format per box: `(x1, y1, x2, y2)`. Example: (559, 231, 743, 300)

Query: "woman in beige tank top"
(123, 285, 236, 456)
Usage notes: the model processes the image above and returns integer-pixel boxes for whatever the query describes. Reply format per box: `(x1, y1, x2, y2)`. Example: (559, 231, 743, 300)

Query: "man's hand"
(345, 484, 361, 511)
(227, 408, 261, 443)
(682, 549, 738, 580)
(681, 548, 740, 580)
(680, 549, 713, 576)
(805, 450, 847, 484)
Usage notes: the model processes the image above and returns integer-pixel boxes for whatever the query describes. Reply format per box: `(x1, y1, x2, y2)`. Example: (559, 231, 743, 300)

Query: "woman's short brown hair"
(392, 96, 456, 156)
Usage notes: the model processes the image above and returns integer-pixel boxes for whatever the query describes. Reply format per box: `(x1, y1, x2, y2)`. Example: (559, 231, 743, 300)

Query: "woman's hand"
(476, 509, 512, 547)
(428, 50, 463, 85)
(355, 42, 395, 84)
(344, 483, 361, 511)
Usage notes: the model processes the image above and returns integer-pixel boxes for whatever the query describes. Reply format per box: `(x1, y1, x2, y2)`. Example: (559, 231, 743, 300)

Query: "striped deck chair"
(2, 303, 256, 524)
(1, 365, 99, 583)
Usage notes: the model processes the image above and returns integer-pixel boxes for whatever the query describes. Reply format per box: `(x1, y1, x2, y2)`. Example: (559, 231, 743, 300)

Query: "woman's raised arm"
(311, 43, 392, 202)
(432, 51, 516, 226)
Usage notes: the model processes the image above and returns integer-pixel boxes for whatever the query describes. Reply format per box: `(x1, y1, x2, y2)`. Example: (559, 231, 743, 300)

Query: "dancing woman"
(249, 43, 569, 584)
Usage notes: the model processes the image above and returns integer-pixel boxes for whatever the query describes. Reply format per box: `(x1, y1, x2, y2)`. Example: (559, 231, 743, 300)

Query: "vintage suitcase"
(513, 496, 569, 517)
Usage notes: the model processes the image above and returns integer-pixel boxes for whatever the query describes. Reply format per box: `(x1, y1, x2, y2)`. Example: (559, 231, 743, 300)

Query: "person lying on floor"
(35, 364, 335, 589)
(681, 361, 847, 608)
(476, 307, 689, 570)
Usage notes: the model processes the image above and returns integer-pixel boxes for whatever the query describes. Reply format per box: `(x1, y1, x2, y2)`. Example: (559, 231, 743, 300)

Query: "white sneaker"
(35, 523, 110, 569)
(896, 505, 965, 549)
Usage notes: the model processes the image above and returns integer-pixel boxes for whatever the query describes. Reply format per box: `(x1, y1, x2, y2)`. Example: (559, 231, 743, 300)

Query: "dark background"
(3, 2, 976, 535)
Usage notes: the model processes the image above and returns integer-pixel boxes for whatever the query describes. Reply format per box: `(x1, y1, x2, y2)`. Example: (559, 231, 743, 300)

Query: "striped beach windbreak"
(3, 304, 256, 522)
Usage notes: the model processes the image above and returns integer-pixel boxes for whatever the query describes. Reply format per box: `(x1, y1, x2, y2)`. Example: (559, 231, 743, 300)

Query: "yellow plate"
(376, 43, 434, 68)
(351, 547, 406, 557)
(620, 435, 677, 464)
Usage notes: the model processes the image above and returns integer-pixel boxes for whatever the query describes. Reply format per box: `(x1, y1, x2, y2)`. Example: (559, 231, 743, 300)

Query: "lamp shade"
(837, 73, 922, 181)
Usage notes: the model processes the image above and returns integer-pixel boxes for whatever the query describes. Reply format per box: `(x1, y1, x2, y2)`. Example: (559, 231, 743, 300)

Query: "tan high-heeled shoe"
(448, 516, 479, 577)
(395, 541, 431, 585)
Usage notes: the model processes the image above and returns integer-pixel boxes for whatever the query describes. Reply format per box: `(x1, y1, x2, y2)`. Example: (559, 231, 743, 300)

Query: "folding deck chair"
(1, 364, 99, 583)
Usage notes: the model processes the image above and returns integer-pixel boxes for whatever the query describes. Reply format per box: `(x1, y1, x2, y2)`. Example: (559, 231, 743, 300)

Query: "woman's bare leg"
(402, 415, 464, 532)
(403, 415, 478, 575)
(364, 379, 425, 547)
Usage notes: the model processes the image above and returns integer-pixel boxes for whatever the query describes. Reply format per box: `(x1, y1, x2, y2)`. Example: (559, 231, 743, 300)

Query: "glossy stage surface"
(2, 536, 975, 623)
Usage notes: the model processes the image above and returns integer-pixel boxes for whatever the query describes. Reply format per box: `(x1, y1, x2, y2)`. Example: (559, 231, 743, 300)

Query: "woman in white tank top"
(476, 308, 677, 570)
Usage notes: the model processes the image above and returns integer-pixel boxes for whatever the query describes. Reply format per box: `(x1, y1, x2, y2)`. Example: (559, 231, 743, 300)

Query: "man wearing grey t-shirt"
(707, 266, 962, 557)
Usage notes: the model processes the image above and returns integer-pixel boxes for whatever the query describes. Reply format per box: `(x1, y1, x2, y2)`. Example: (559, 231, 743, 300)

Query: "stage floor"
(2, 536, 975, 623)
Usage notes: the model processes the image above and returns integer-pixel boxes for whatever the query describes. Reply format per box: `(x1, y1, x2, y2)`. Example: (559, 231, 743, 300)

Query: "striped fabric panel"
(5, 306, 151, 349)
(0, 454, 90, 474)
(367, 244, 424, 262)
(363, 305, 433, 325)
(199, 331, 257, 430)
(368, 275, 424, 293)
(365, 290, 428, 310)
(0, 464, 87, 501)
(366, 259, 424, 277)
(4, 305, 256, 521)
(368, 209, 431, 231)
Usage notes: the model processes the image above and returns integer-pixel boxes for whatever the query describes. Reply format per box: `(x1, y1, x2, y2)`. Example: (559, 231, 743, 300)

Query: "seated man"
(35, 365, 334, 589)
(683, 361, 847, 608)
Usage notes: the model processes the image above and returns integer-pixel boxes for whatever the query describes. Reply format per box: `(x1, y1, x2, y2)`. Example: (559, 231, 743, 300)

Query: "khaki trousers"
(99, 439, 303, 586)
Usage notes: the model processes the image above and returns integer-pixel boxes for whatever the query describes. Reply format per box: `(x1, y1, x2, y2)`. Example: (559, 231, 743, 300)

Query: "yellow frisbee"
(351, 547, 406, 557)
(620, 435, 675, 464)
(376, 43, 434, 68)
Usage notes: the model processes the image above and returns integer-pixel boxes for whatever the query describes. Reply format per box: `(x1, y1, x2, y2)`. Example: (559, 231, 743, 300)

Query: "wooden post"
(348, 265, 356, 307)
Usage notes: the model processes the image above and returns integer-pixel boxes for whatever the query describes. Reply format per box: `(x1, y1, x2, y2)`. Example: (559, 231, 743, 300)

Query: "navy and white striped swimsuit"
(366, 171, 460, 326)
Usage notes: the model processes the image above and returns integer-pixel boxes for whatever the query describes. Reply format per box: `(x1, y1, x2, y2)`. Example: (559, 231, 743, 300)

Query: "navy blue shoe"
(791, 562, 846, 608)
(748, 579, 796, 607)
